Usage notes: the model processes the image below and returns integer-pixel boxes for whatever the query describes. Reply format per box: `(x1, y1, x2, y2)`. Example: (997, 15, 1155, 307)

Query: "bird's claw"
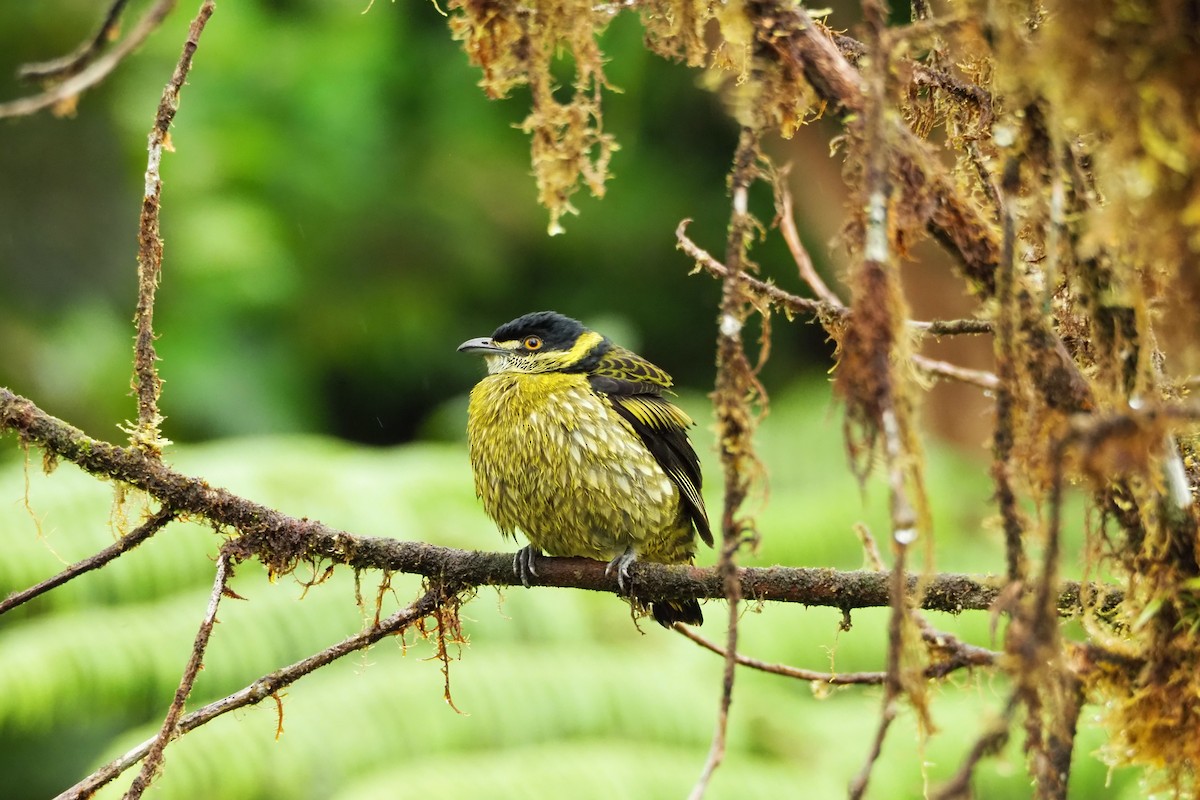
(605, 548, 637, 594)
(514, 545, 540, 588)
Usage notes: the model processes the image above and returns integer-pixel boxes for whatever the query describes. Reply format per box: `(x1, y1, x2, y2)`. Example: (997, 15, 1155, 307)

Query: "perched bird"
(459, 311, 712, 626)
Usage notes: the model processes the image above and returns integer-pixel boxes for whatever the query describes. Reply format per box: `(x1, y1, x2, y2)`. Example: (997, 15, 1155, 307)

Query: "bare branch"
(0, 0, 179, 120)
(678, 219, 826, 314)
(850, 546, 909, 800)
(55, 582, 459, 799)
(683, 215, 1003, 394)
(17, 0, 133, 83)
(932, 694, 1018, 800)
(849, 695, 897, 799)
(915, 621, 999, 678)
(912, 354, 1000, 390)
(674, 621, 998, 686)
(123, 547, 231, 799)
(678, 220, 993, 337)
(774, 168, 843, 307)
(0, 506, 176, 616)
(687, 217, 1003, 396)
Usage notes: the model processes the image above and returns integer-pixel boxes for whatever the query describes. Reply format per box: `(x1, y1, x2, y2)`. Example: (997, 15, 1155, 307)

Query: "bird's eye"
(523, 336, 543, 351)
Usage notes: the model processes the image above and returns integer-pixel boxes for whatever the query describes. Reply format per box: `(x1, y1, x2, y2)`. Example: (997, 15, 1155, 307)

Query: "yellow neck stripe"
(559, 330, 606, 368)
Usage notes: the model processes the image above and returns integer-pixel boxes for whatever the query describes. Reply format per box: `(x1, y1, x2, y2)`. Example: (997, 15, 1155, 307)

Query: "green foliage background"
(0, 0, 831, 446)
(0, 1, 1144, 798)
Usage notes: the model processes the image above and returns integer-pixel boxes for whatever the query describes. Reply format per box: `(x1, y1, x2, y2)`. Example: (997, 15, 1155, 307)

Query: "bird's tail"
(648, 598, 703, 627)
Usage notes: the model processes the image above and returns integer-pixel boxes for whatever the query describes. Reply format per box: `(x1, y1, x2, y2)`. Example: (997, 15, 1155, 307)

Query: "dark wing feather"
(587, 346, 674, 391)
(589, 348, 712, 547)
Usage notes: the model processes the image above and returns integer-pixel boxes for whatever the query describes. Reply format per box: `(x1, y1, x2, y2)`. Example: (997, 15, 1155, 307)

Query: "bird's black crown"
(491, 311, 588, 351)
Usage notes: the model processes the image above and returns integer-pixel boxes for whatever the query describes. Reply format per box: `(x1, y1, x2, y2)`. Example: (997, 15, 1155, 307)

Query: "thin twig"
(0, 0, 179, 119)
(55, 582, 459, 799)
(933, 693, 1019, 800)
(857, 527, 999, 680)
(688, 583, 736, 800)
(966, 141, 1003, 222)
(850, 547, 907, 800)
(855, 523, 887, 571)
(677, 622, 887, 683)
(0, 506, 176, 616)
(912, 354, 1000, 390)
(122, 547, 232, 799)
(18, 0, 133, 83)
(678, 220, 993, 336)
(674, 621, 998, 685)
(775, 169, 843, 307)
(684, 213, 1001, 391)
(697, 184, 1001, 393)
(678, 220, 826, 315)
(690, 127, 763, 800)
(915, 620, 999, 677)
(131, 0, 215, 453)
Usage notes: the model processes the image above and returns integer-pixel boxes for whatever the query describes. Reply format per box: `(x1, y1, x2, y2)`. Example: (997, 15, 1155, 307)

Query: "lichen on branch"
(444, 0, 828, 233)
(447, 0, 618, 234)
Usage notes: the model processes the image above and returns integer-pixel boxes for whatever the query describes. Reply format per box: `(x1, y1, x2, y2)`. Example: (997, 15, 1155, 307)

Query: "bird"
(458, 310, 712, 626)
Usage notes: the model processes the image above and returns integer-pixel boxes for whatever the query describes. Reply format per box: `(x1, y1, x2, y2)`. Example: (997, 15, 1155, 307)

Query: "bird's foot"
(513, 545, 541, 588)
(605, 547, 637, 594)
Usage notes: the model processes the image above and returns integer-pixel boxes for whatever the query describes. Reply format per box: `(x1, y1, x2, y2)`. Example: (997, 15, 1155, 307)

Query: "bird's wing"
(589, 348, 713, 547)
(585, 345, 675, 392)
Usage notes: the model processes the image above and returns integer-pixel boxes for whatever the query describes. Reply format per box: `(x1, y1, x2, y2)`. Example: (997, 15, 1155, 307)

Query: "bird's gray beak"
(457, 337, 506, 355)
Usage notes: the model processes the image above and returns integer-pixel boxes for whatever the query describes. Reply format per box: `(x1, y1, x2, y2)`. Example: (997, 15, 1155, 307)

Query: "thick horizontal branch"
(270, 534, 1124, 617)
(1, 387, 1122, 617)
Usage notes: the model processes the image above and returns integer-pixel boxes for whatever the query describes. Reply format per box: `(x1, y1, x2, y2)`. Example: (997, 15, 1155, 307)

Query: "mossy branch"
(130, 0, 213, 455)
(1, 386, 1122, 617)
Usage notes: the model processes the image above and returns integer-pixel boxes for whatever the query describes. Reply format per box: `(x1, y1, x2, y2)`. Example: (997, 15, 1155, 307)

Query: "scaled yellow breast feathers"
(459, 310, 711, 626)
